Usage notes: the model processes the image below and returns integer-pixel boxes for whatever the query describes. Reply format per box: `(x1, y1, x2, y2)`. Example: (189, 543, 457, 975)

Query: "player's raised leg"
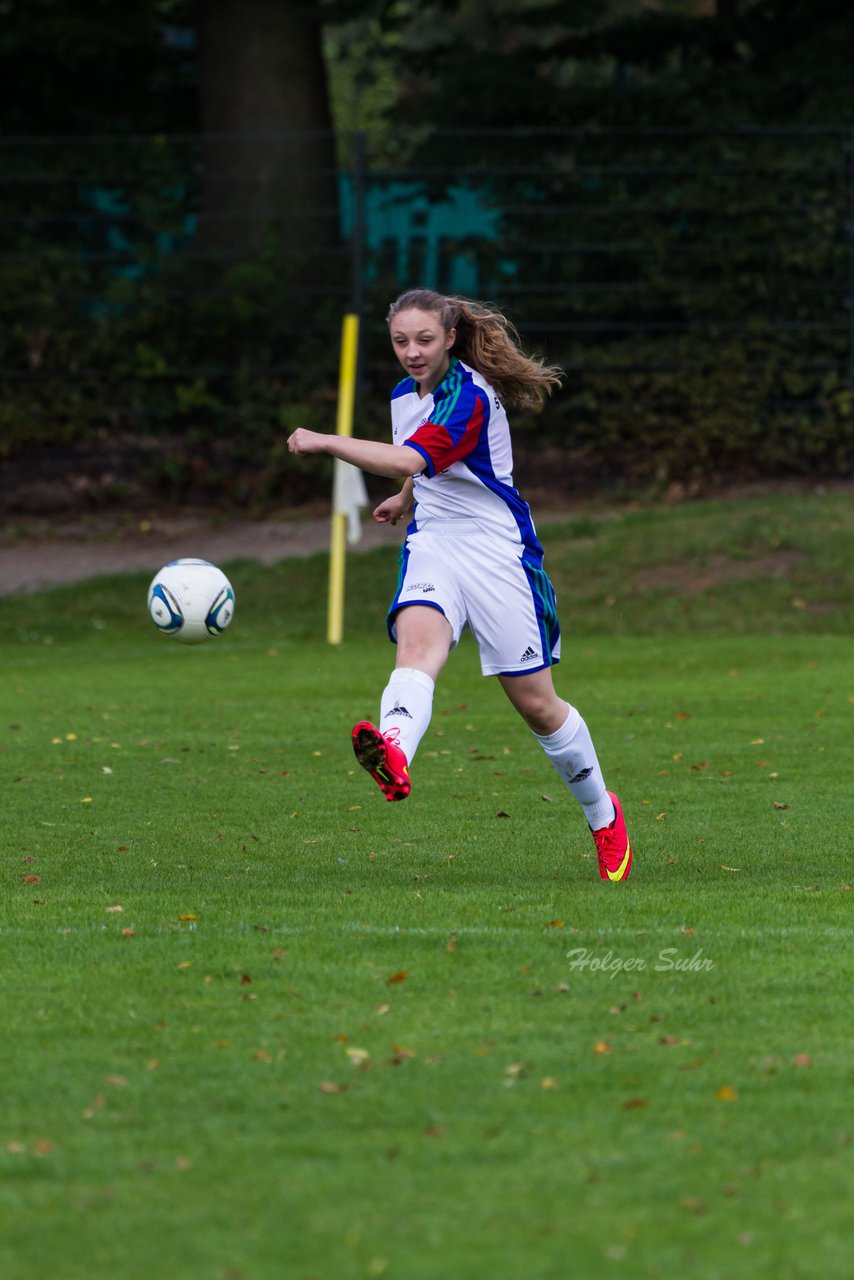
(353, 605, 453, 801)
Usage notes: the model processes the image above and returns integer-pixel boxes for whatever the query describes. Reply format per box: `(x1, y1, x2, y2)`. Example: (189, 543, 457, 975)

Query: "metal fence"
(2, 126, 852, 487)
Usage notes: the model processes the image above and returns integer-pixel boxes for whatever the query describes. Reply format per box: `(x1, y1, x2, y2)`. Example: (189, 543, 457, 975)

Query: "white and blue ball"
(147, 559, 235, 644)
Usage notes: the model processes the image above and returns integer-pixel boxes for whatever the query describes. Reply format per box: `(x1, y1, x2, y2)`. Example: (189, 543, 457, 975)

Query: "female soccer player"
(287, 289, 632, 881)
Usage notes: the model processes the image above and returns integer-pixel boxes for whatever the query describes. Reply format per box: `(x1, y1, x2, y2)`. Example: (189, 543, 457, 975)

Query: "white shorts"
(387, 520, 561, 677)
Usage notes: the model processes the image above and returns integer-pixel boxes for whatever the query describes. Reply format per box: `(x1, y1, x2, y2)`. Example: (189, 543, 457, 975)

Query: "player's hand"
(373, 494, 409, 525)
(287, 428, 327, 455)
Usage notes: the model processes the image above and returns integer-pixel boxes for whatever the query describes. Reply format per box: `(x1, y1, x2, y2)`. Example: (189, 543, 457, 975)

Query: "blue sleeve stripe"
(403, 440, 434, 476)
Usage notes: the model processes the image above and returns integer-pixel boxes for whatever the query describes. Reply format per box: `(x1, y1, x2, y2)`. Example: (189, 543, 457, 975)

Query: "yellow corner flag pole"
(327, 313, 360, 645)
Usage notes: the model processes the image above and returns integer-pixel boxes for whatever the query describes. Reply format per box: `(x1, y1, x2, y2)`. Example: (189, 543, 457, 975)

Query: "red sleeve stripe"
(407, 396, 485, 475)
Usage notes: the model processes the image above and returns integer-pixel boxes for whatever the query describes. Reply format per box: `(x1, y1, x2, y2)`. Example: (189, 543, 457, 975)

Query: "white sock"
(379, 667, 435, 765)
(534, 705, 615, 831)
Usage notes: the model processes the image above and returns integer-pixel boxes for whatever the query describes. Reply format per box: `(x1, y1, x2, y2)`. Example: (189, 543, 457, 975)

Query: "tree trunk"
(195, 0, 339, 263)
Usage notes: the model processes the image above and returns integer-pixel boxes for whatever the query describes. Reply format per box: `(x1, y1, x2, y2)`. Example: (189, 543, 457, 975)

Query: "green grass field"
(1, 490, 851, 1280)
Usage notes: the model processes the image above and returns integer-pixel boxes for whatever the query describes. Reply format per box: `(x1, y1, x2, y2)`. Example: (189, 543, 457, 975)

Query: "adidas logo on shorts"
(519, 646, 539, 663)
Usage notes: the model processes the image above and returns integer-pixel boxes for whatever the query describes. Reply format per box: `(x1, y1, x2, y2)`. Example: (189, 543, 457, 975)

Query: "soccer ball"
(147, 559, 235, 644)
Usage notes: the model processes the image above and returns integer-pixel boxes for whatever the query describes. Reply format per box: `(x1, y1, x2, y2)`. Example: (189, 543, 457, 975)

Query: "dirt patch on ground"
(0, 478, 845, 599)
(636, 549, 804, 595)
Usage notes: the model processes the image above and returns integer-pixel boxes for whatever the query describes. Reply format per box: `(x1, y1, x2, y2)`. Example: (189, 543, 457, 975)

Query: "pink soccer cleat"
(351, 721, 411, 802)
(592, 792, 633, 882)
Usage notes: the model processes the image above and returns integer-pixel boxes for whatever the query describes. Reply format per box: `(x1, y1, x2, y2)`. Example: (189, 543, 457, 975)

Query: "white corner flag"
(332, 457, 369, 545)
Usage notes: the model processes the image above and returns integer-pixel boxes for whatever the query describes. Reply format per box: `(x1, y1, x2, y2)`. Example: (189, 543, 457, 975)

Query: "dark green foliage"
(0, 0, 198, 134)
(2, 1, 853, 510)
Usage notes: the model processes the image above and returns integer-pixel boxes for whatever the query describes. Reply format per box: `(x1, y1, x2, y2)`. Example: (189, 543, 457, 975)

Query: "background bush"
(2, 127, 852, 514)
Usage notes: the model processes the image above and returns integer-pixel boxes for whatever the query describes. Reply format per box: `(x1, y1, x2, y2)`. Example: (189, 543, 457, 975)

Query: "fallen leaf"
(252, 1050, 272, 1063)
(540, 1077, 559, 1090)
(594, 1041, 612, 1055)
(423, 1126, 446, 1138)
(120, 928, 135, 938)
(545, 919, 565, 929)
(178, 914, 198, 922)
(105, 905, 123, 913)
(792, 1053, 812, 1068)
(21, 875, 40, 885)
(318, 1081, 348, 1094)
(386, 969, 408, 985)
(716, 1085, 738, 1101)
(346, 1047, 370, 1065)
(773, 801, 789, 811)
(720, 865, 742, 872)
(623, 1097, 647, 1110)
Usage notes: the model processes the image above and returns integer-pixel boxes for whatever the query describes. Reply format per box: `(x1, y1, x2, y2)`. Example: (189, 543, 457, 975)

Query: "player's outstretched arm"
(287, 428, 423, 479)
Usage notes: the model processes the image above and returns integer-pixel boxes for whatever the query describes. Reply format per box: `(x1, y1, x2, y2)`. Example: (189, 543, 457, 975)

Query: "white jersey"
(390, 357, 543, 560)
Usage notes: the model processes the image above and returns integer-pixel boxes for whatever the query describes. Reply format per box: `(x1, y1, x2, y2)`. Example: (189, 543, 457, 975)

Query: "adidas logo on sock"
(519, 646, 539, 663)
(566, 765, 594, 785)
(386, 704, 413, 719)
